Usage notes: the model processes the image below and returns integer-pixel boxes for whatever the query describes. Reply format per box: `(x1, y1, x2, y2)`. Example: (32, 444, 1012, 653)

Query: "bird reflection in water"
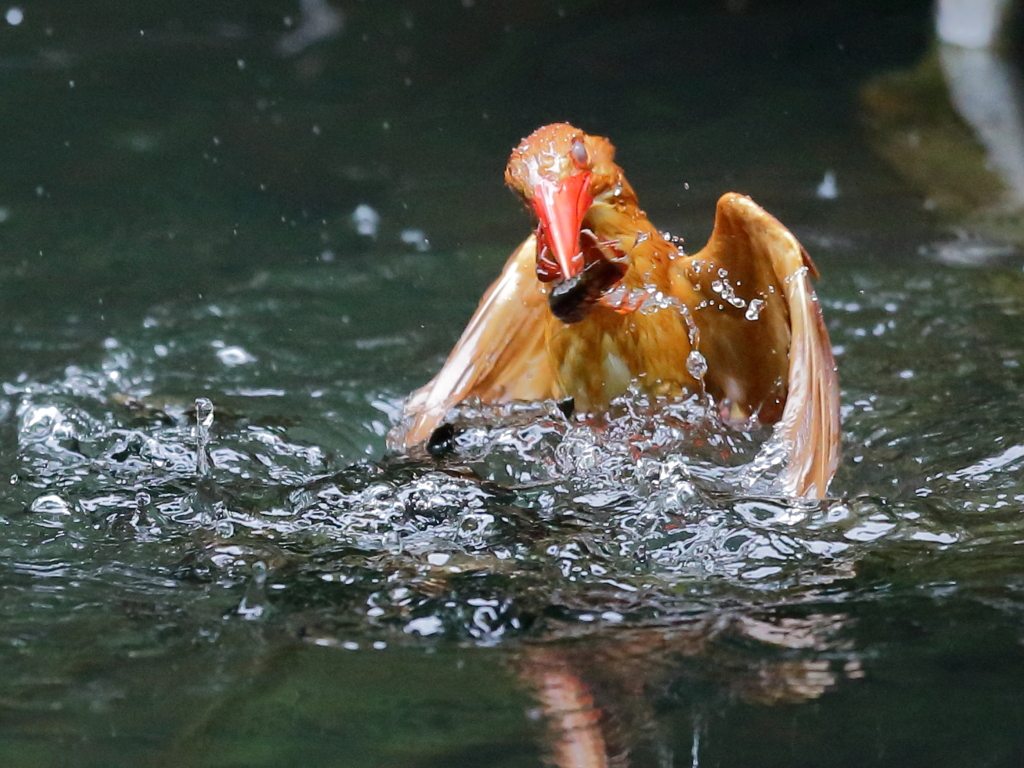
(516, 612, 861, 768)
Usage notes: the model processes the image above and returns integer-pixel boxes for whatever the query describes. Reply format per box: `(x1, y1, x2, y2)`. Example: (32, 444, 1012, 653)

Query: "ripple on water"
(4, 263, 1024, 651)
(0, 369, 865, 643)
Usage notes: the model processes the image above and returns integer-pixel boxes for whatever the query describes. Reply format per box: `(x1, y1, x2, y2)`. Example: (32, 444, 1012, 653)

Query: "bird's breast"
(546, 301, 700, 411)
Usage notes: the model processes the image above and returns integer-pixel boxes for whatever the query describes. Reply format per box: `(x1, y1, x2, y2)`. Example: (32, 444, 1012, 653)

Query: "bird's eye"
(570, 139, 589, 168)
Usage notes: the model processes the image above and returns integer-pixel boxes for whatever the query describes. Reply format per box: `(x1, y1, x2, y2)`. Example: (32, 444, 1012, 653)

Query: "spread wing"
(676, 193, 840, 498)
(393, 235, 558, 450)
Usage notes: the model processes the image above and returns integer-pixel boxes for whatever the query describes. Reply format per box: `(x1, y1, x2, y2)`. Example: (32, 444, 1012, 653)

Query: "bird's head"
(505, 123, 633, 283)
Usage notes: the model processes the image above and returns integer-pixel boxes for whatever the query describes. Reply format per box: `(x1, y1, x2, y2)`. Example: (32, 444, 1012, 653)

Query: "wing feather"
(394, 235, 557, 449)
(680, 193, 840, 498)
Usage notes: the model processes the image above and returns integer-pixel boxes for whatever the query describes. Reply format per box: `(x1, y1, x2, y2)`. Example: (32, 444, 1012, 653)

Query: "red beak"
(531, 172, 593, 280)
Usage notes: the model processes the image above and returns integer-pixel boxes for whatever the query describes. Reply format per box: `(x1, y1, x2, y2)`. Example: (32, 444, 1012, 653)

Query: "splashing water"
(2, 255, 1019, 657)
(5, 4, 1024, 763)
(194, 396, 214, 478)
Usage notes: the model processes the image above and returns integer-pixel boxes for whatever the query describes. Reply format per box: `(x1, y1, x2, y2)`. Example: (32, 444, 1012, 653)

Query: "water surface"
(3, 2, 1024, 766)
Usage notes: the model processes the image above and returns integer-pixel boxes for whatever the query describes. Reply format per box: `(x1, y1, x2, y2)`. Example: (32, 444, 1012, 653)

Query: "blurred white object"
(279, 0, 344, 57)
(352, 204, 380, 237)
(400, 228, 430, 252)
(936, 0, 1012, 49)
(215, 345, 258, 367)
(816, 170, 839, 200)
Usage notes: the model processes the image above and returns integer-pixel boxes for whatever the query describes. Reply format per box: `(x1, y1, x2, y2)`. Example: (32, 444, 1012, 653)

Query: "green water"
(4, 1, 1024, 766)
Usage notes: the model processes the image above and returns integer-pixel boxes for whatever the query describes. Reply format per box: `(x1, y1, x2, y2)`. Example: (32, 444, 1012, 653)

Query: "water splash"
(3, 261, 1019, 650)
(194, 396, 214, 478)
(236, 560, 269, 620)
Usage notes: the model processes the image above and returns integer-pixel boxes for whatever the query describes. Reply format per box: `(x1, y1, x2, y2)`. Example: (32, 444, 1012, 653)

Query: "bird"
(393, 123, 840, 498)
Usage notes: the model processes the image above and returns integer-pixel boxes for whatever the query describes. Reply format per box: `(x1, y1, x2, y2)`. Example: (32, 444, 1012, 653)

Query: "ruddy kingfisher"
(393, 123, 840, 498)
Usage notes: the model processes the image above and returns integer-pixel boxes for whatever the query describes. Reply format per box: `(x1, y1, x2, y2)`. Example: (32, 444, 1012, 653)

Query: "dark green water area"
(4, 1, 1024, 765)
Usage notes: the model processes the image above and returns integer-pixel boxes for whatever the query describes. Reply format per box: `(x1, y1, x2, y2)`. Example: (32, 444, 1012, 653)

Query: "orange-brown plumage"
(395, 123, 840, 498)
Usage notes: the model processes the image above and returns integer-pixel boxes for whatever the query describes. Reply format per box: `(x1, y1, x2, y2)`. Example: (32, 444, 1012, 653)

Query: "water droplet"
(215, 345, 256, 366)
(252, 560, 268, 587)
(351, 203, 380, 237)
(30, 493, 71, 515)
(399, 228, 430, 252)
(195, 398, 214, 430)
(816, 169, 839, 200)
(686, 350, 708, 380)
(195, 398, 214, 478)
(405, 616, 444, 636)
(745, 298, 765, 321)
